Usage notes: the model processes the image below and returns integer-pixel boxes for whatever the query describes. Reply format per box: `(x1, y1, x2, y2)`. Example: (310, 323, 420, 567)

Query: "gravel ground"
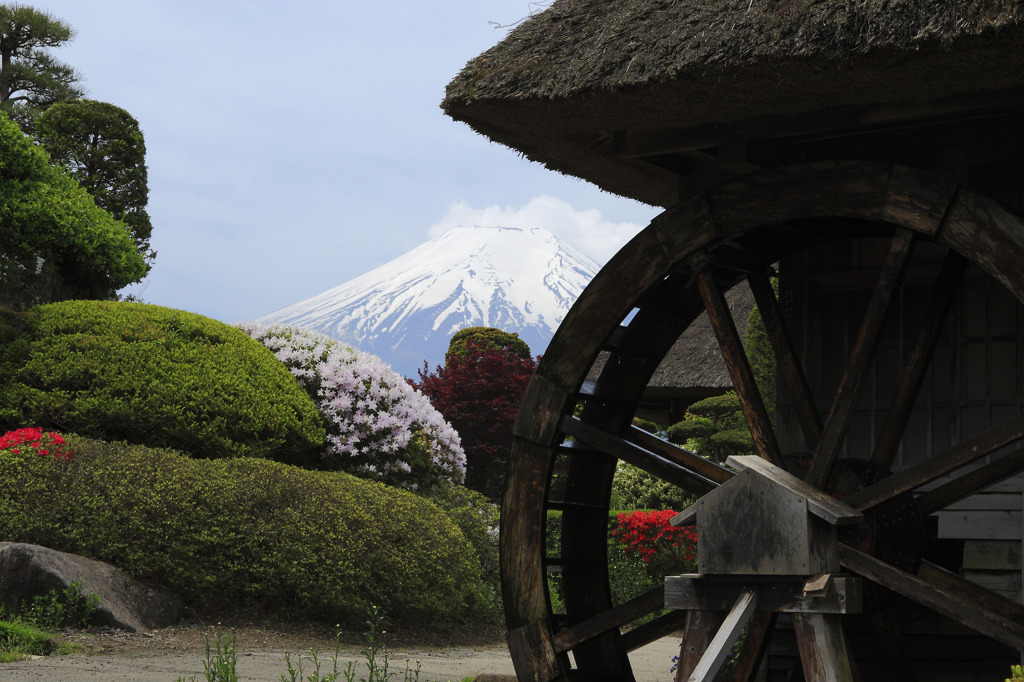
(0, 620, 682, 682)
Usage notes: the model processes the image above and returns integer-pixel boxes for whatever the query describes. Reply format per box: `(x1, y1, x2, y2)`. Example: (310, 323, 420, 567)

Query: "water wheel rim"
(503, 160, 1024, 681)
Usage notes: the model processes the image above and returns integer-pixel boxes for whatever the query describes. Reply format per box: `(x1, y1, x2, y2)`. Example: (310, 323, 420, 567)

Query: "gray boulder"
(0, 542, 181, 632)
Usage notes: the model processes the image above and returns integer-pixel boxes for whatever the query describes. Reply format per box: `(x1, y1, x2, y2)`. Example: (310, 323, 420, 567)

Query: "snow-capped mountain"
(256, 226, 601, 377)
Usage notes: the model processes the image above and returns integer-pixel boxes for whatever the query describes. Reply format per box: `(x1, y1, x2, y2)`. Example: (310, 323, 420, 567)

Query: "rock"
(0, 542, 181, 632)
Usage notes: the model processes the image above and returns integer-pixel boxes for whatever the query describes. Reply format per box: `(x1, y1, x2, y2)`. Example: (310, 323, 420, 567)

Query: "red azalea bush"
(613, 509, 697, 576)
(0, 427, 71, 460)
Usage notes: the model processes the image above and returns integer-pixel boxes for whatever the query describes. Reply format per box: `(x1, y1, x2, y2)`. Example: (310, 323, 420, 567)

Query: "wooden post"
(685, 591, 758, 682)
(793, 613, 856, 682)
(675, 610, 725, 682)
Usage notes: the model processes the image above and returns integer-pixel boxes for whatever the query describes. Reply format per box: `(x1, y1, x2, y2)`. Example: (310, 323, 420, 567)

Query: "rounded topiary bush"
(0, 434, 481, 624)
(238, 323, 465, 491)
(0, 301, 325, 463)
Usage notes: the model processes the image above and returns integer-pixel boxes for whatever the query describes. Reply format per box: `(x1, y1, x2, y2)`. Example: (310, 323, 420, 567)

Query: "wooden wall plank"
(964, 540, 1023, 570)
(945, 494, 1024, 511)
(937, 510, 1023, 540)
(963, 571, 1021, 601)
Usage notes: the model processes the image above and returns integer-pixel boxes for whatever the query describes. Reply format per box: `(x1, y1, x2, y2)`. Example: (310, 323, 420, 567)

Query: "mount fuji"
(256, 226, 601, 377)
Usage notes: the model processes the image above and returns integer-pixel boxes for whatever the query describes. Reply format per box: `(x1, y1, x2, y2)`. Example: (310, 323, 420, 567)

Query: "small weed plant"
(177, 629, 238, 682)
(179, 606, 422, 682)
(282, 605, 421, 682)
(19, 580, 99, 630)
(1007, 664, 1023, 682)
(0, 582, 98, 661)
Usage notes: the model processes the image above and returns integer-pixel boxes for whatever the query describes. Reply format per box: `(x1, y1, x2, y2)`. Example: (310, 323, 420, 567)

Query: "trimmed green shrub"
(424, 483, 501, 620)
(0, 301, 325, 463)
(666, 393, 753, 463)
(0, 111, 147, 308)
(446, 326, 531, 361)
(0, 436, 481, 624)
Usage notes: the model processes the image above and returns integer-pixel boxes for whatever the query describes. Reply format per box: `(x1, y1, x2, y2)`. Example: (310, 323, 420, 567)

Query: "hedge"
(0, 301, 325, 463)
(0, 435, 481, 624)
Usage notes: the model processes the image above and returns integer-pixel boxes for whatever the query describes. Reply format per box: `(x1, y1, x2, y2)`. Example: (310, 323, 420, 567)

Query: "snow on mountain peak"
(256, 226, 600, 377)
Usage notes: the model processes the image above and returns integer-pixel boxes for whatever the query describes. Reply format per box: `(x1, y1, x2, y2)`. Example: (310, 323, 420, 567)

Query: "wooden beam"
(917, 559, 1024, 626)
(916, 447, 1024, 515)
(696, 267, 783, 467)
(838, 544, 1024, 651)
(550, 585, 664, 654)
(685, 590, 758, 682)
(748, 270, 823, 448)
(620, 610, 690, 653)
(559, 416, 719, 496)
(843, 416, 1024, 511)
(675, 610, 724, 682)
(793, 613, 856, 682)
(623, 424, 734, 486)
(807, 229, 915, 489)
(665, 575, 862, 614)
(870, 251, 967, 469)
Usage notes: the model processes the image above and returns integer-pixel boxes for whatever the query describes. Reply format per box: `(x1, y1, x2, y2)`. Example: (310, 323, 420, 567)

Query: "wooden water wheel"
(502, 161, 1024, 682)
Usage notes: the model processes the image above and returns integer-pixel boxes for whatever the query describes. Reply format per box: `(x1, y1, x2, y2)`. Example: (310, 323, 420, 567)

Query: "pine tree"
(0, 4, 83, 130)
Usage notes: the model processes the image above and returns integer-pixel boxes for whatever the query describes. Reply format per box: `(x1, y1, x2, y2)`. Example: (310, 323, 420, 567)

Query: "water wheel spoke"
(550, 585, 665, 654)
(915, 446, 1024, 514)
(837, 544, 1024, 651)
(916, 560, 1024, 626)
(623, 424, 734, 486)
(696, 267, 783, 466)
(560, 416, 720, 495)
(748, 270, 823, 448)
(807, 229, 916, 489)
(620, 610, 690, 653)
(842, 415, 1024, 511)
(870, 251, 967, 469)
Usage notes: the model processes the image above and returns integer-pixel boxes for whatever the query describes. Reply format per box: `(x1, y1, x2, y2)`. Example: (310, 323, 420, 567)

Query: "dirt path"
(0, 623, 681, 681)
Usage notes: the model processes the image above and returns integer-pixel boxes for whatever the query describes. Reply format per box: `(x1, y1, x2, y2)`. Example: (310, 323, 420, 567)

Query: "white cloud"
(429, 196, 650, 264)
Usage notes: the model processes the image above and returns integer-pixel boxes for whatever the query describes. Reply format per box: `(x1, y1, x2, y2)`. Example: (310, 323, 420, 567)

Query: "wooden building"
(443, 2, 1024, 681)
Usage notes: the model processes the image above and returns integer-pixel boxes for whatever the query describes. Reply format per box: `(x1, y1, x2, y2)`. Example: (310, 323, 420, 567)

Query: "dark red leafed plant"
(0, 428, 72, 460)
(613, 509, 697, 574)
(411, 340, 537, 500)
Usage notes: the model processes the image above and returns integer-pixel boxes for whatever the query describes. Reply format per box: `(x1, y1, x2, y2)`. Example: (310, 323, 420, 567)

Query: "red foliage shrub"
(411, 341, 537, 500)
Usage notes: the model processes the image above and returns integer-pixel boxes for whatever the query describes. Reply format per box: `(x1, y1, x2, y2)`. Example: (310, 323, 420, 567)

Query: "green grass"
(0, 618, 53, 660)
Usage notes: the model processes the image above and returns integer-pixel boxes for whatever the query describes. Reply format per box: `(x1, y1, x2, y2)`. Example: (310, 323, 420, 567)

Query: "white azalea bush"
(238, 323, 465, 491)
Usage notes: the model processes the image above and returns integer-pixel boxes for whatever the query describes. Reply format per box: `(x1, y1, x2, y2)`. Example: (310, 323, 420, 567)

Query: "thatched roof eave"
(443, 1, 1024, 206)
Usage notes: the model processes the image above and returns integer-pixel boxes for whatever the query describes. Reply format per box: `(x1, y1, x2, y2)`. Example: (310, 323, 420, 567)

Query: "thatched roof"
(444, 0, 1024, 206)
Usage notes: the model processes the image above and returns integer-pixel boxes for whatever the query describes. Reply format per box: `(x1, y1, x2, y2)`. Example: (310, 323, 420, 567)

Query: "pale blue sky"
(33, 1, 659, 323)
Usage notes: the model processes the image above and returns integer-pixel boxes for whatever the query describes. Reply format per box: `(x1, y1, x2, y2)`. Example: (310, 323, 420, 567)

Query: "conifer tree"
(37, 100, 154, 265)
(0, 4, 83, 130)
